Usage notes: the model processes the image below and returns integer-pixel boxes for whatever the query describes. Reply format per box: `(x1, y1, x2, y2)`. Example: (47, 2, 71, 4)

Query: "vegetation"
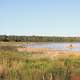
(0, 44, 80, 80)
(0, 35, 80, 42)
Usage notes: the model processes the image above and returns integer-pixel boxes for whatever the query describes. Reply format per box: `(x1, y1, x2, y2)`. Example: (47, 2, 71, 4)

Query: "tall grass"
(0, 45, 80, 80)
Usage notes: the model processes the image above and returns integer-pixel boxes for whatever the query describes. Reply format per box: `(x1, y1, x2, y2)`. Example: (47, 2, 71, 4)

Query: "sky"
(0, 0, 80, 36)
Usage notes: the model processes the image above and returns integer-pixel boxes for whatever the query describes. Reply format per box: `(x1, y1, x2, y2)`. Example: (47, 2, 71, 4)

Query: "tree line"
(0, 35, 80, 42)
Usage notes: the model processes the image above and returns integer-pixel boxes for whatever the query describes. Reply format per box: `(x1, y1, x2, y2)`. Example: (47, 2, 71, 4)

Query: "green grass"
(0, 45, 80, 80)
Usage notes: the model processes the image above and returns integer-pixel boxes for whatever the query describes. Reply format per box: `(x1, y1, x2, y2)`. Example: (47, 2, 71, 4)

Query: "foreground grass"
(0, 45, 80, 80)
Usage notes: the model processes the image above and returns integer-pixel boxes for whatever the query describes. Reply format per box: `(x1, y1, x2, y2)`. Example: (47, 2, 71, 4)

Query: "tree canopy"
(0, 35, 80, 42)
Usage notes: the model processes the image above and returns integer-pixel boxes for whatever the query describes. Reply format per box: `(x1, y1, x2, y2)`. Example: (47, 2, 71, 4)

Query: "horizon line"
(0, 34, 80, 37)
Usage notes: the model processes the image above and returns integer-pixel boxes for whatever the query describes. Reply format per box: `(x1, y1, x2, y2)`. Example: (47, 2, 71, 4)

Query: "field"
(0, 42, 80, 80)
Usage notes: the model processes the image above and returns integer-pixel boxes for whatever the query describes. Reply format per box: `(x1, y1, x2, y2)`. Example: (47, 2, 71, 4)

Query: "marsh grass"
(0, 45, 80, 80)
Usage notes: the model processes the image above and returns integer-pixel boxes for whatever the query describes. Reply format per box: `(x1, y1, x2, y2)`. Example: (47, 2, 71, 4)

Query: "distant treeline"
(0, 35, 80, 42)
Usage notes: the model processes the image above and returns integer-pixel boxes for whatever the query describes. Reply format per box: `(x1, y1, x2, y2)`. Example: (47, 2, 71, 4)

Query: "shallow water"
(24, 42, 80, 51)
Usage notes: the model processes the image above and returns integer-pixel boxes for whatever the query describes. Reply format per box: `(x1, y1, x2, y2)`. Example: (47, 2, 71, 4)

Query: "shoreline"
(17, 47, 80, 59)
(17, 47, 80, 53)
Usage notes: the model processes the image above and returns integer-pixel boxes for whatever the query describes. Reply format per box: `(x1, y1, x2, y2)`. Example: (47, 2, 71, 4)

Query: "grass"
(0, 43, 80, 80)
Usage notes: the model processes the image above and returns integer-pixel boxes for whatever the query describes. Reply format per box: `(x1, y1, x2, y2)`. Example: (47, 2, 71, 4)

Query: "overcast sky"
(0, 0, 80, 36)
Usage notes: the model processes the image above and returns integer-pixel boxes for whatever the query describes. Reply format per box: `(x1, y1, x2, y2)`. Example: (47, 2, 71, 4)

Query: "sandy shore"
(17, 47, 80, 59)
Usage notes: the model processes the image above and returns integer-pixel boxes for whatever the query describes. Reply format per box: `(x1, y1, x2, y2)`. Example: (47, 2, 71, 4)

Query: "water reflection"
(24, 43, 80, 51)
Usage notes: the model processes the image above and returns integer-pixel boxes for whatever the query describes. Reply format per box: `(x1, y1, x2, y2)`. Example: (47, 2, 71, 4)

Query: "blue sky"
(0, 0, 80, 36)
